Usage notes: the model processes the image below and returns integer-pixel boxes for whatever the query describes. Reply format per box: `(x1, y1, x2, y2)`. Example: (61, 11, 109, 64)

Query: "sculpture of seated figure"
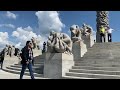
(47, 31, 72, 54)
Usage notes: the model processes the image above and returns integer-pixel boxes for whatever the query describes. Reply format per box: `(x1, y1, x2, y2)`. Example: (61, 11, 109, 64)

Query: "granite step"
(6, 67, 43, 74)
(62, 76, 99, 79)
(66, 72, 120, 79)
(74, 63, 120, 67)
(3, 68, 43, 77)
(69, 69, 120, 75)
(13, 64, 44, 67)
(72, 66, 120, 71)
(10, 65, 41, 69)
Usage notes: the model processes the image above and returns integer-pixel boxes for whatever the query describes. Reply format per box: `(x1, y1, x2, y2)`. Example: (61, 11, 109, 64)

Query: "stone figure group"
(70, 24, 93, 43)
(47, 31, 72, 54)
(31, 37, 40, 50)
(4, 45, 14, 57)
(46, 24, 94, 54)
(81, 23, 93, 36)
(3, 45, 20, 57)
(70, 25, 82, 43)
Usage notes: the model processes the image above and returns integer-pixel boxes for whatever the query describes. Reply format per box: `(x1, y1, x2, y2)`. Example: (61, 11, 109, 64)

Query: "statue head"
(6, 44, 8, 47)
(83, 23, 86, 27)
(70, 25, 79, 35)
(50, 31, 55, 36)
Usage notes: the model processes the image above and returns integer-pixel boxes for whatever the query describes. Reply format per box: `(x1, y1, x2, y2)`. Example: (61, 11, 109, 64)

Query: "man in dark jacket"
(0, 49, 5, 69)
(20, 41, 35, 79)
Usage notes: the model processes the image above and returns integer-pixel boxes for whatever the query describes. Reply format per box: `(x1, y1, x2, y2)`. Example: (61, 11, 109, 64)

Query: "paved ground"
(0, 69, 46, 79)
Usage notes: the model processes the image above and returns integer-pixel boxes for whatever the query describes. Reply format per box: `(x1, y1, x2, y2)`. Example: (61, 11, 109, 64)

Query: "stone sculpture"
(47, 31, 72, 54)
(31, 37, 37, 49)
(96, 11, 109, 42)
(36, 38, 40, 50)
(70, 25, 82, 43)
(82, 23, 93, 36)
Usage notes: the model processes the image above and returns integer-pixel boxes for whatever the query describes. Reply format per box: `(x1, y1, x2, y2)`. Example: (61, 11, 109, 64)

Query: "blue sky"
(0, 11, 119, 50)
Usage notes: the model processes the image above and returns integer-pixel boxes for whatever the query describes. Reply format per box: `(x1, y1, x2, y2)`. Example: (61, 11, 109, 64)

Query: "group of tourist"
(100, 26, 114, 42)
(0, 45, 20, 70)
(0, 37, 41, 79)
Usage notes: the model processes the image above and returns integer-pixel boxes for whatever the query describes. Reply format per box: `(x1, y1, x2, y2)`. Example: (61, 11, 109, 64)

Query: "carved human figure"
(8, 45, 12, 57)
(35, 38, 40, 50)
(12, 45, 15, 56)
(82, 23, 93, 36)
(70, 25, 82, 43)
(47, 31, 55, 52)
(31, 37, 37, 49)
(47, 31, 72, 54)
(4, 44, 8, 56)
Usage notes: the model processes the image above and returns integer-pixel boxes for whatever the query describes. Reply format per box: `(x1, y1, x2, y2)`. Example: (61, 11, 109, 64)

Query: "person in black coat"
(0, 49, 5, 69)
(20, 41, 35, 79)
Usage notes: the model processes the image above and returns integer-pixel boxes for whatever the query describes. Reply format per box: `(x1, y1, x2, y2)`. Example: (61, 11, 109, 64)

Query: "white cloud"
(15, 42, 22, 49)
(6, 11, 17, 19)
(35, 11, 65, 48)
(0, 24, 15, 29)
(12, 31, 19, 37)
(35, 11, 65, 36)
(12, 26, 42, 49)
(0, 32, 9, 50)
(0, 32, 9, 43)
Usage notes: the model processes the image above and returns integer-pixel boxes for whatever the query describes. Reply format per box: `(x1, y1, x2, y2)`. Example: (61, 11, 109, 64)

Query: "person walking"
(20, 41, 35, 79)
(0, 49, 5, 69)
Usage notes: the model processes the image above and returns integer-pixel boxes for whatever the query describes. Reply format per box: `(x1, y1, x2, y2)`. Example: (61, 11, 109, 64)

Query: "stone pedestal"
(44, 53, 74, 79)
(82, 35, 94, 48)
(72, 41, 87, 60)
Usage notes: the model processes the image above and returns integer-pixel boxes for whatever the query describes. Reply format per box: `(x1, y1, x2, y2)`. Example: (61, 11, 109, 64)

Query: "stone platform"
(44, 53, 74, 79)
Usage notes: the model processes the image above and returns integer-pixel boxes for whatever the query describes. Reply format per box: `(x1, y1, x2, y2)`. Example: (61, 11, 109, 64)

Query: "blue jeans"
(20, 62, 35, 79)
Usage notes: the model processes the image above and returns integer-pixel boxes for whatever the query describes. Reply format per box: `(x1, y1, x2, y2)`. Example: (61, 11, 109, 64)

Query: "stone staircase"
(63, 42, 120, 79)
(3, 50, 45, 78)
